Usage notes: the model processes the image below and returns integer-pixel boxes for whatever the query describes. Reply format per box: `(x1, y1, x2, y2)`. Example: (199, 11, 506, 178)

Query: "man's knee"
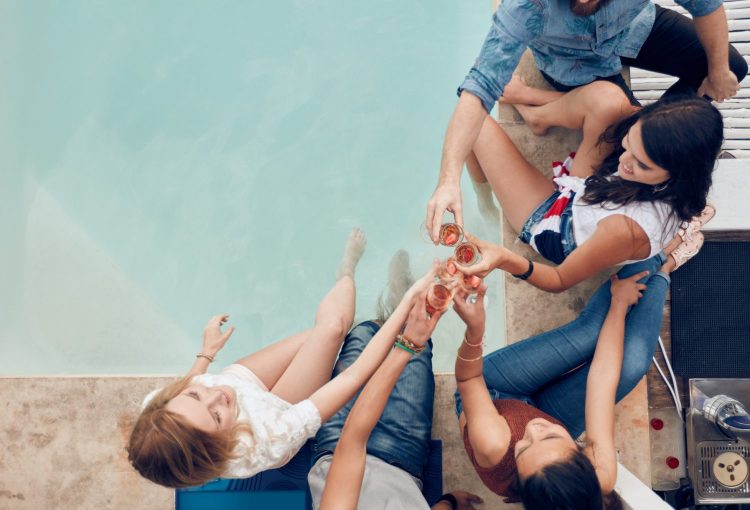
(585, 81, 633, 123)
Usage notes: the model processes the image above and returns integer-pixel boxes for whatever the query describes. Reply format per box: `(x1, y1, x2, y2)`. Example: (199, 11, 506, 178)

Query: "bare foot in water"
(499, 74, 533, 105)
(376, 250, 414, 322)
(336, 228, 367, 280)
(514, 104, 549, 136)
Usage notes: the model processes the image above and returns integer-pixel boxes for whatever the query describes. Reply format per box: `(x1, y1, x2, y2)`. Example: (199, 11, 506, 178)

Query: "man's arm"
(427, 92, 487, 242)
(426, 1, 542, 242)
(690, 4, 741, 101)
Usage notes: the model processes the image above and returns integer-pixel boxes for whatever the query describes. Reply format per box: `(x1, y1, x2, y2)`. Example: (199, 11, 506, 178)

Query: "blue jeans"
(455, 254, 669, 437)
(313, 321, 434, 479)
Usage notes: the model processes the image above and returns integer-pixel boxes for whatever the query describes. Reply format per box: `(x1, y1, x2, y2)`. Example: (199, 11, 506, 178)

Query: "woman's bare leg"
(511, 81, 638, 178)
(471, 116, 556, 233)
(271, 229, 366, 403)
(500, 74, 565, 106)
(232, 330, 311, 390)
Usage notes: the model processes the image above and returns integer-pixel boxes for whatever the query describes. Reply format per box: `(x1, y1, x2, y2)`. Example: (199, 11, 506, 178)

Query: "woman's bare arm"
(186, 314, 236, 377)
(319, 296, 444, 509)
(458, 215, 651, 293)
(584, 271, 648, 493)
(319, 348, 413, 510)
(453, 286, 511, 467)
(309, 270, 434, 422)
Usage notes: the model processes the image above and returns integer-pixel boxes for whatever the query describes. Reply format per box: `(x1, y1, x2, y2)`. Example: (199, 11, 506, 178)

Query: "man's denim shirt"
(459, 0, 723, 112)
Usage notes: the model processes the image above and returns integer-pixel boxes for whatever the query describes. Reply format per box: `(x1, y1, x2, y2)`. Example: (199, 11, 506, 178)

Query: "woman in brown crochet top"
(452, 257, 669, 510)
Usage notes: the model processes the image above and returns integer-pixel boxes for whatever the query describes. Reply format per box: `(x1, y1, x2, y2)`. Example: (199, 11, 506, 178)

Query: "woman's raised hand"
(609, 271, 649, 308)
(402, 291, 446, 347)
(202, 313, 236, 357)
(454, 232, 507, 278)
(453, 283, 488, 335)
(403, 264, 438, 303)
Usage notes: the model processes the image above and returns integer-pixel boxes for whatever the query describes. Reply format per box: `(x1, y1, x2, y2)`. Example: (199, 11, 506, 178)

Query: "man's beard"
(569, 0, 605, 16)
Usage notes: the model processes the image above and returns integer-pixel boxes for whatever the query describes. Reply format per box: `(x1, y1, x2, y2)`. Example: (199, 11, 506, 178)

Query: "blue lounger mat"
(176, 440, 443, 509)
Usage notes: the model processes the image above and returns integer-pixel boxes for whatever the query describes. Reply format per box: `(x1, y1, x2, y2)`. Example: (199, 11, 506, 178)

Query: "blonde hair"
(127, 377, 244, 488)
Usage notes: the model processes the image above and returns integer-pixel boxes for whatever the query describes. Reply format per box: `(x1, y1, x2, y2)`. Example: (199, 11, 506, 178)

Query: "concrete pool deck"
(0, 373, 650, 510)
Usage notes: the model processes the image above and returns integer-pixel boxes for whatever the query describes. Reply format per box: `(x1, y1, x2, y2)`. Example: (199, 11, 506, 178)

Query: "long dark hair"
(517, 447, 619, 510)
(581, 96, 723, 223)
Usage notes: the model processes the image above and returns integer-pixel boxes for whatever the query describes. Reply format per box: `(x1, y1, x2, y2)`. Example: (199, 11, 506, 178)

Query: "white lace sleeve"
(224, 399, 322, 478)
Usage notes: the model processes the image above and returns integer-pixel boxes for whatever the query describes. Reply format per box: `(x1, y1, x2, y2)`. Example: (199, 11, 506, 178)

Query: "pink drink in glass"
(455, 242, 481, 266)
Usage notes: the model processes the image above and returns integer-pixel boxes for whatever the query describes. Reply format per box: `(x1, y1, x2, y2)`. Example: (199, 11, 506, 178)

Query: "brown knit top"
(461, 399, 565, 500)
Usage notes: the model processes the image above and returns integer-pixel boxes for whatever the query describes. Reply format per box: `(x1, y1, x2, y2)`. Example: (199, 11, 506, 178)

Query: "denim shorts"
(518, 191, 577, 265)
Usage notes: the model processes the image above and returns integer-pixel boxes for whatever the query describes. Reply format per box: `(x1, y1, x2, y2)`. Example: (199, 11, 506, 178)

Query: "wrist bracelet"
(437, 493, 458, 510)
(456, 350, 483, 362)
(196, 352, 215, 363)
(512, 258, 534, 280)
(395, 333, 426, 354)
(393, 342, 416, 356)
(463, 334, 484, 347)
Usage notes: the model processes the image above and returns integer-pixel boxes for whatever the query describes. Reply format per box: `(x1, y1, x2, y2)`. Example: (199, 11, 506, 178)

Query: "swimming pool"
(0, 0, 503, 374)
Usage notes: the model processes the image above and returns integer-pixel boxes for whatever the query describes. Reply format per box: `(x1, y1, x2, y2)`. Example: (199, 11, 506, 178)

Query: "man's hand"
(698, 68, 740, 102)
(426, 183, 463, 244)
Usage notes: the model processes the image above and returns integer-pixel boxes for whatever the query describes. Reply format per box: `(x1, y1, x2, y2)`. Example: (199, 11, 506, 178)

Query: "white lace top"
(143, 364, 321, 478)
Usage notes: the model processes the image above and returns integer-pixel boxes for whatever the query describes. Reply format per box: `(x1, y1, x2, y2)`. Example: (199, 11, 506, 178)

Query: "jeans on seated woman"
(314, 321, 435, 479)
(455, 253, 669, 437)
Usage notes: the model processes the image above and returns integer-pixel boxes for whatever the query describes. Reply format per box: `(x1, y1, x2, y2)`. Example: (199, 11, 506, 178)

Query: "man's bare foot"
(499, 74, 533, 105)
(515, 104, 549, 136)
(336, 228, 367, 280)
(376, 250, 413, 323)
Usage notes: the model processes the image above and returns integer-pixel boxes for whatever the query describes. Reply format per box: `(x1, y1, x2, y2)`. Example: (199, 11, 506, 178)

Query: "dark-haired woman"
(452, 251, 686, 509)
(451, 88, 721, 291)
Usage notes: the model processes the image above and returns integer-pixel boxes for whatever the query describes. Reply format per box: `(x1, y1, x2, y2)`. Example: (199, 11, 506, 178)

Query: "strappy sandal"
(671, 232, 704, 270)
(677, 204, 716, 242)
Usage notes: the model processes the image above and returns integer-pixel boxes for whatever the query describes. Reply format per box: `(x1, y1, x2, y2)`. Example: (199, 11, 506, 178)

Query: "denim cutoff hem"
(518, 191, 578, 264)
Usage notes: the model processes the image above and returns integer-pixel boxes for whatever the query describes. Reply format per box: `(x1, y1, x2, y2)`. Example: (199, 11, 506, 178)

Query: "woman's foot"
(662, 232, 704, 273)
(472, 180, 500, 224)
(514, 104, 548, 136)
(499, 74, 533, 105)
(336, 228, 367, 280)
(376, 250, 413, 322)
(677, 204, 716, 242)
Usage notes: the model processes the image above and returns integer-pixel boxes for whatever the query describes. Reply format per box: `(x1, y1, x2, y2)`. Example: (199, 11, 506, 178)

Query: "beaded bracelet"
(395, 333, 425, 354)
(393, 342, 416, 355)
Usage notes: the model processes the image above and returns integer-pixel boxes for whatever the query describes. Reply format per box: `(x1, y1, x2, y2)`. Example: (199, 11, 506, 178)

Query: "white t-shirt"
(557, 174, 679, 262)
(143, 364, 321, 478)
(307, 454, 430, 510)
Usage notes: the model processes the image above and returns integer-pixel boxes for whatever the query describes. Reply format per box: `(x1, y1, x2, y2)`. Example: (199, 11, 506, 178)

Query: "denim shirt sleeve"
(673, 0, 723, 17)
(458, 0, 545, 113)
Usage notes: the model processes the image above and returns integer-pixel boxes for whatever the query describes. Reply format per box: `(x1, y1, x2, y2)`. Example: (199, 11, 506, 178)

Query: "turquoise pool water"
(0, 1, 503, 374)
